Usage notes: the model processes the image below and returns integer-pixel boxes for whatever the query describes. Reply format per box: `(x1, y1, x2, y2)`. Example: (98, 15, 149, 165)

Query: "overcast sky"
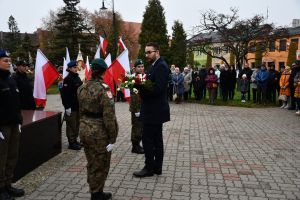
(0, 0, 299, 38)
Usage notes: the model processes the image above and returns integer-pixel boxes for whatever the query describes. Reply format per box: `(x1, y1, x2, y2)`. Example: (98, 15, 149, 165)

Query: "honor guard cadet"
(61, 60, 83, 150)
(77, 58, 118, 200)
(0, 50, 25, 199)
(130, 59, 145, 154)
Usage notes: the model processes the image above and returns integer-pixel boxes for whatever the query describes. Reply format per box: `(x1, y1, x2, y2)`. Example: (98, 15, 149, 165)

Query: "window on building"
(269, 41, 275, 52)
(279, 62, 285, 68)
(279, 40, 287, 51)
(291, 38, 299, 49)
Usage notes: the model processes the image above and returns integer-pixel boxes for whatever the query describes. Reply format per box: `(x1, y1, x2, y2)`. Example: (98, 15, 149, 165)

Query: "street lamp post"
(101, 0, 117, 60)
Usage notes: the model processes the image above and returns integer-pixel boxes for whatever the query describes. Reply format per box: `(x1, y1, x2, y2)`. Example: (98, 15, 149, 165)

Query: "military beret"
(91, 58, 107, 71)
(134, 59, 143, 68)
(0, 50, 9, 58)
(295, 60, 300, 65)
(67, 60, 77, 68)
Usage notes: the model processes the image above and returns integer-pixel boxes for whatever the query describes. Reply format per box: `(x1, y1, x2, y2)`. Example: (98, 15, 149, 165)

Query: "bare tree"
(189, 8, 287, 70)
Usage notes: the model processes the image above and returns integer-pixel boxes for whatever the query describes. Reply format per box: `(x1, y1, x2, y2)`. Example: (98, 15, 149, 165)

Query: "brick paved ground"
(17, 95, 300, 200)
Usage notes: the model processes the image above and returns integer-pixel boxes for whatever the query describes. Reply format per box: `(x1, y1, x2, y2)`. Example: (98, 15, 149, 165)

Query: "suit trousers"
(142, 123, 164, 171)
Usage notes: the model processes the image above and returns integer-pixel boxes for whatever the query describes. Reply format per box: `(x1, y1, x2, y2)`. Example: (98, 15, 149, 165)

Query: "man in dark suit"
(133, 42, 170, 178)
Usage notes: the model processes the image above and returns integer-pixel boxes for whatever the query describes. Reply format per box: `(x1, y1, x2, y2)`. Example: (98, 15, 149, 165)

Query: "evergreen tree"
(287, 41, 297, 67)
(138, 0, 169, 66)
(169, 21, 187, 68)
(186, 50, 194, 66)
(255, 43, 262, 67)
(51, 0, 94, 65)
(13, 33, 35, 62)
(4, 15, 21, 56)
(206, 52, 212, 67)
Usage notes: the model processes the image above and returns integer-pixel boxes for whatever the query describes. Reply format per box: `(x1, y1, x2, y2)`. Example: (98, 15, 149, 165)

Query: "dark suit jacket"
(140, 57, 170, 124)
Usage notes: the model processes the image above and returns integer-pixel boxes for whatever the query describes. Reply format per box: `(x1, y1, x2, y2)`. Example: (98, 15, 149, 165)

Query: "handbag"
(278, 94, 287, 101)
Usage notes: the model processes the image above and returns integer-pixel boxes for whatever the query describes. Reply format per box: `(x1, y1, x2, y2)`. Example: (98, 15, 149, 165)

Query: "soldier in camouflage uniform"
(130, 59, 144, 154)
(77, 58, 118, 200)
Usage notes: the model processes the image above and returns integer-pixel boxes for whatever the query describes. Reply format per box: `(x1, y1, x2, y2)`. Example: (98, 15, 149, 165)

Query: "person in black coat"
(267, 64, 280, 103)
(220, 66, 231, 101)
(11, 61, 36, 110)
(61, 60, 83, 150)
(288, 61, 300, 110)
(133, 42, 170, 178)
(0, 50, 25, 199)
(199, 65, 207, 100)
(229, 65, 237, 100)
(192, 67, 201, 100)
(239, 63, 253, 100)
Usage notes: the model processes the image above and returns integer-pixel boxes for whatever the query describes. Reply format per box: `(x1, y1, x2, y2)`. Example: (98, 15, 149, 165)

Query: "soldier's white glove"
(0, 131, 4, 140)
(18, 124, 22, 133)
(65, 108, 71, 116)
(135, 112, 140, 117)
(106, 144, 114, 152)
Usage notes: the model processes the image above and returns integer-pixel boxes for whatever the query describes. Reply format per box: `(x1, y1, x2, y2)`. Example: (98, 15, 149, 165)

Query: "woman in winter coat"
(205, 67, 218, 104)
(293, 71, 300, 115)
(172, 67, 184, 104)
(183, 67, 192, 101)
(279, 66, 291, 108)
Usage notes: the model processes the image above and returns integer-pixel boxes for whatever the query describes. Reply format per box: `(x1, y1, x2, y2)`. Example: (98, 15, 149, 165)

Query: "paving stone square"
(17, 95, 300, 200)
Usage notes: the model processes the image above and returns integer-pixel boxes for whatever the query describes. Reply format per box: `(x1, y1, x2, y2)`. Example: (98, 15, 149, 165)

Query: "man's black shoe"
(102, 192, 112, 200)
(68, 143, 81, 150)
(133, 168, 153, 177)
(0, 191, 14, 200)
(288, 107, 296, 110)
(153, 169, 162, 175)
(131, 144, 144, 154)
(5, 185, 24, 197)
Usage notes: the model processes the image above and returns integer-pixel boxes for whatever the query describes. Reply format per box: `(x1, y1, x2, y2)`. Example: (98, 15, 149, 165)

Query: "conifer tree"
(51, 0, 93, 64)
(255, 43, 262, 67)
(287, 41, 297, 67)
(138, 0, 169, 65)
(4, 15, 21, 56)
(169, 21, 187, 68)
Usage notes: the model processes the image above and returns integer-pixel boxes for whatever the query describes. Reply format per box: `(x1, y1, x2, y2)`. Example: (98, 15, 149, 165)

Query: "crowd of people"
(169, 61, 300, 115)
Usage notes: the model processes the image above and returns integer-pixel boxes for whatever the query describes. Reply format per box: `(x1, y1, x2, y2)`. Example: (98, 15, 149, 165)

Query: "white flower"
(125, 81, 128, 84)
(117, 88, 121, 91)
(133, 88, 138, 94)
(132, 80, 135, 84)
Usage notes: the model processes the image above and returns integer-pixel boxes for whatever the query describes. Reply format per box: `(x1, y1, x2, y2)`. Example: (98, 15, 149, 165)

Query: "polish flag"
(33, 49, 60, 107)
(118, 37, 127, 52)
(111, 49, 130, 85)
(85, 56, 91, 81)
(103, 54, 115, 95)
(62, 47, 70, 79)
(94, 45, 101, 59)
(100, 36, 108, 56)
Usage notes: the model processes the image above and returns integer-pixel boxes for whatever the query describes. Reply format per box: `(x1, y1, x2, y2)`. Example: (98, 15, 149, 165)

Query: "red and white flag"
(110, 49, 130, 85)
(118, 37, 127, 52)
(103, 53, 115, 95)
(33, 49, 60, 107)
(100, 36, 108, 56)
(85, 56, 91, 81)
(94, 45, 101, 59)
(62, 47, 70, 79)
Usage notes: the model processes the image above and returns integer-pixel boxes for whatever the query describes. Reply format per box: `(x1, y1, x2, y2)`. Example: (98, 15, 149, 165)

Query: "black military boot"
(68, 142, 81, 150)
(0, 187, 15, 200)
(102, 192, 112, 200)
(5, 185, 24, 197)
(131, 143, 144, 154)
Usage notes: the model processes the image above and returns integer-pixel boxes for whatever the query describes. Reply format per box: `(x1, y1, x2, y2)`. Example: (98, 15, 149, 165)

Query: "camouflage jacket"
(77, 79, 118, 144)
(129, 89, 141, 113)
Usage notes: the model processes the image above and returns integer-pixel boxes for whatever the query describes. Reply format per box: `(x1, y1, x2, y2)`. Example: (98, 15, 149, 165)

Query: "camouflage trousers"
(131, 112, 142, 144)
(79, 118, 111, 193)
(65, 111, 79, 143)
(0, 125, 20, 187)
